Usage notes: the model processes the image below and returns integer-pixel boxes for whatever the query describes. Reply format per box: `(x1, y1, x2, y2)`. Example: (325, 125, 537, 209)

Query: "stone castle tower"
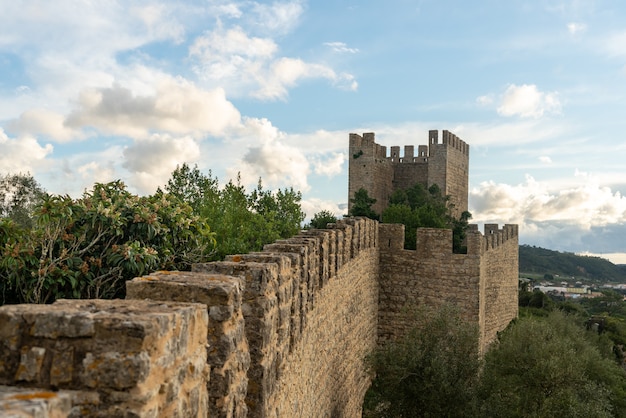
(348, 130, 469, 217)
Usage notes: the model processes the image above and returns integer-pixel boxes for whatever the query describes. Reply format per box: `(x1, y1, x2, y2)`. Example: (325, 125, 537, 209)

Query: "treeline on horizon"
(520, 244, 626, 283)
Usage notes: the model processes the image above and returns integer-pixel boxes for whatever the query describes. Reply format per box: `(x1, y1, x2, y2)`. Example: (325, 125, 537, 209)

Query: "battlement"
(0, 216, 518, 417)
(349, 130, 469, 163)
(378, 223, 519, 350)
(379, 223, 519, 258)
(349, 130, 470, 216)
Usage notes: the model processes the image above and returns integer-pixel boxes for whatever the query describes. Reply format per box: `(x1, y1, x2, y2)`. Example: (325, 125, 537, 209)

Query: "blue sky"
(2, 1, 626, 263)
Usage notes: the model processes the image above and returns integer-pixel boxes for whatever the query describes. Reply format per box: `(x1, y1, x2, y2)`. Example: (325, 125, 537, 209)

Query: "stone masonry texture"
(348, 130, 469, 217)
(0, 299, 209, 417)
(0, 130, 518, 417)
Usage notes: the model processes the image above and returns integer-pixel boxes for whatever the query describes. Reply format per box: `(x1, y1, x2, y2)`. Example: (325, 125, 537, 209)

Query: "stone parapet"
(126, 271, 249, 418)
(0, 215, 517, 416)
(0, 299, 209, 417)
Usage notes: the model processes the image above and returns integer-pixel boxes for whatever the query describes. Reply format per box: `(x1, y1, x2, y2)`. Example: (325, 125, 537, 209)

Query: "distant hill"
(519, 245, 626, 283)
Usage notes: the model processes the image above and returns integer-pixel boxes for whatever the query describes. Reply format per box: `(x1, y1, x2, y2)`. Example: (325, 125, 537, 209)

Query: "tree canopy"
(165, 164, 305, 260)
(0, 165, 306, 305)
(1, 180, 214, 304)
(478, 311, 626, 417)
(0, 172, 46, 229)
(306, 209, 338, 229)
(364, 305, 481, 418)
(349, 187, 379, 220)
(381, 183, 471, 252)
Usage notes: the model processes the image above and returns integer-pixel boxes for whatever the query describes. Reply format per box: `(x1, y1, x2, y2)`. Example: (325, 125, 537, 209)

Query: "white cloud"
(539, 156, 552, 164)
(190, 26, 357, 100)
(76, 161, 117, 185)
(248, 1, 305, 35)
(497, 84, 561, 118)
(8, 108, 84, 143)
(324, 42, 359, 54)
(313, 152, 346, 177)
(228, 118, 310, 191)
(470, 174, 626, 229)
(301, 198, 345, 221)
(122, 134, 201, 194)
(65, 78, 242, 139)
(0, 129, 53, 175)
(567, 22, 587, 35)
(470, 173, 626, 255)
(476, 95, 494, 106)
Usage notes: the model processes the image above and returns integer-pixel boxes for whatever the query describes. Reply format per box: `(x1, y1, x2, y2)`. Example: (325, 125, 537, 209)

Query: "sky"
(1, 1, 626, 263)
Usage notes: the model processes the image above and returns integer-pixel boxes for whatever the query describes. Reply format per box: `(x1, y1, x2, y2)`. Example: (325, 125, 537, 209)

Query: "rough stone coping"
(127, 271, 243, 309)
(0, 385, 71, 418)
(0, 298, 209, 344)
(130, 270, 241, 289)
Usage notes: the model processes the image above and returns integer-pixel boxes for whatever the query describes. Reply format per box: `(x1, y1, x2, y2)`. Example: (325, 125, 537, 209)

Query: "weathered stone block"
(0, 299, 209, 417)
(0, 386, 72, 418)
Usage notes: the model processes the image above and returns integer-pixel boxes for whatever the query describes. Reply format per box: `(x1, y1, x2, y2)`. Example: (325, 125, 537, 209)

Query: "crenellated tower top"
(348, 130, 469, 217)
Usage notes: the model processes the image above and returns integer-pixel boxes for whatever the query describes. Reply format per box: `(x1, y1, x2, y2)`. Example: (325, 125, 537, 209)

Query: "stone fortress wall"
(378, 223, 519, 351)
(348, 130, 469, 217)
(0, 131, 518, 418)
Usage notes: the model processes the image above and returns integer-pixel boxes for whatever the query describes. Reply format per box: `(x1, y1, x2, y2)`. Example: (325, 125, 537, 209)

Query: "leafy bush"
(364, 305, 481, 418)
(0, 181, 214, 304)
(306, 210, 338, 229)
(478, 311, 626, 417)
(165, 164, 305, 260)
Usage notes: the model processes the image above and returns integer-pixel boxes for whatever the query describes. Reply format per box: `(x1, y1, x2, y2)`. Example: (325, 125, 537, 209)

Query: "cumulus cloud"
(190, 26, 357, 100)
(66, 79, 241, 139)
(471, 174, 626, 227)
(470, 172, 626, 252)
(0, 129, 53, 174)
(476, 95, 494, 106)
(539, 156, 552, 164)
(497, 84, 561, 118)
(313, 152, 346, 176)
(122, 134, 201, 194)
(76, 161, 117, 185)
(227, 118, 310, 191)
(241, 141, 310, 191)
(301, 198, 345, 221)
(8, 108, 83, 143)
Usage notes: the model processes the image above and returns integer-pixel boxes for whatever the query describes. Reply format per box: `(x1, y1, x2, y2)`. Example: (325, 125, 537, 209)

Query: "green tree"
(306, 210, 338, 229)
(0, 172, 46, 229)
(349, 188, 378, 220)
(0, 181, 214, 304)
(364, 305, 481, 418)
(478, 311, 626, 417)
(164, 164, 305, 260)
(382, 183, 471, 252)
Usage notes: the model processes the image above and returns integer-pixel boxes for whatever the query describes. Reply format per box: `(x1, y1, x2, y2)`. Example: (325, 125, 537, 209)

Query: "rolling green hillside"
(519, 245, 626, 283)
